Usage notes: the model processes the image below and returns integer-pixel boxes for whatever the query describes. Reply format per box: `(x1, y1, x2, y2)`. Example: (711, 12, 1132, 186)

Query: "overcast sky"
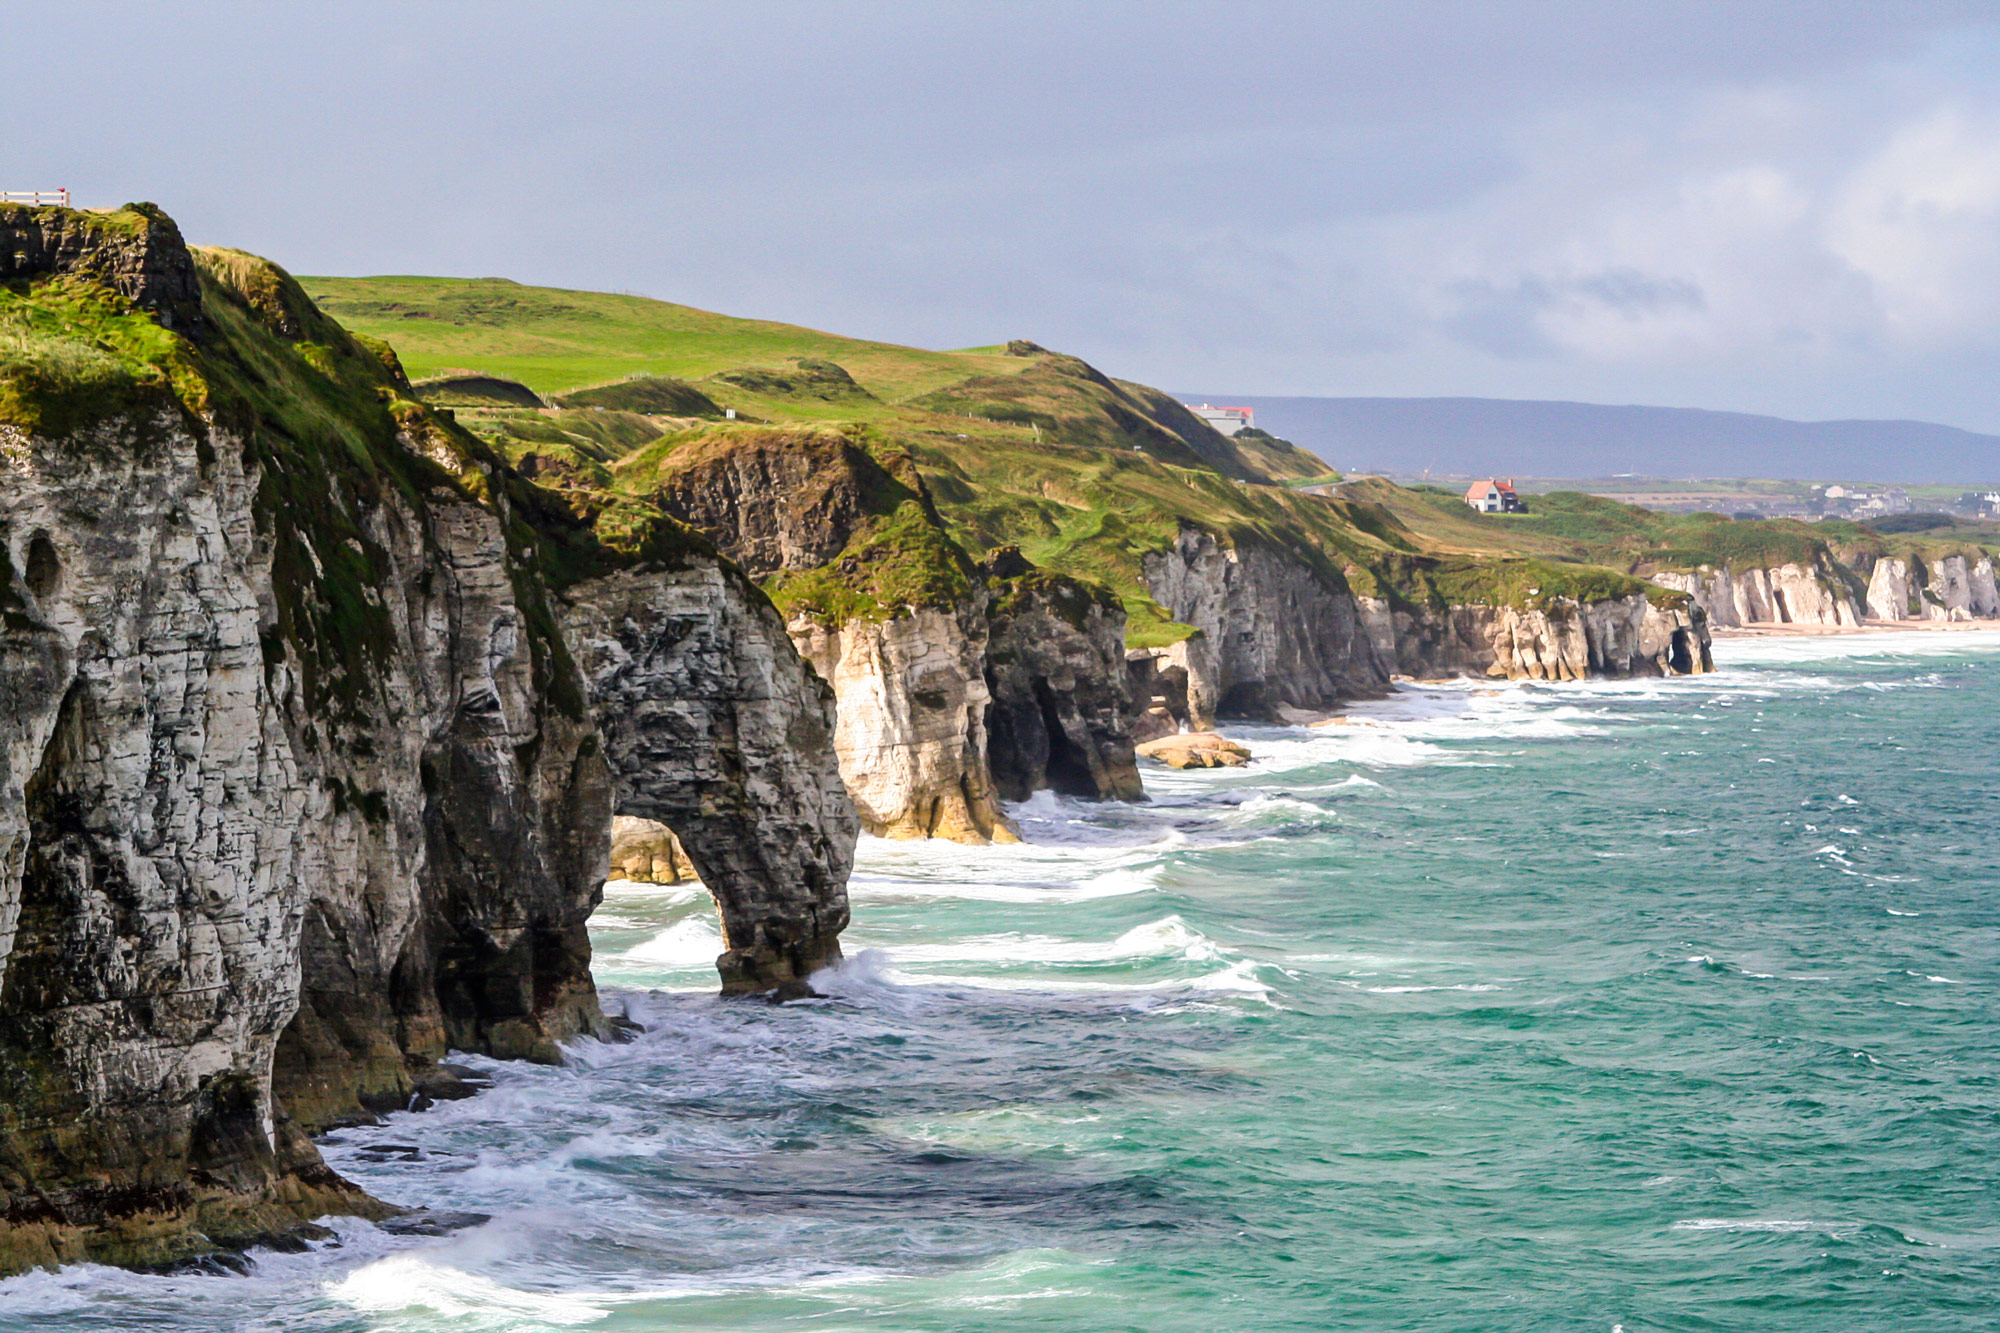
(10, 2, 2000, 428)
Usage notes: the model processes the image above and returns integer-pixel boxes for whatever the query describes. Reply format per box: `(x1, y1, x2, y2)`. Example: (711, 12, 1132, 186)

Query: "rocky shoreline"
(0, 202, 1730, 1274)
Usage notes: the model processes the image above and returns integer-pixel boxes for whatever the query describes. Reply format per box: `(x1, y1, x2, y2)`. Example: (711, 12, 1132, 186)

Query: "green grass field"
(302, 276, 1028, 400)
(300, 271, 1996, 628)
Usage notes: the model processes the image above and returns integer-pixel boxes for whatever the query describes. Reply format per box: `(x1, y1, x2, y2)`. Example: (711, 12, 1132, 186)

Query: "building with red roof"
(1464, 478, 1522, 513)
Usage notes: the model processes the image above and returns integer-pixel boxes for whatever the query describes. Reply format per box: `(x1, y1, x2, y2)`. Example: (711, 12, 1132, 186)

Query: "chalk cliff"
(1132, 525, 1709, 711)
(641, 426, 1140, 840)
(1359, 593, 1711, 681)
(1141, 525, 1389, 719)
(0, 206, 856, 1271)
(1862, 554, 2000, 622)
(1647, 562, 1862, 628)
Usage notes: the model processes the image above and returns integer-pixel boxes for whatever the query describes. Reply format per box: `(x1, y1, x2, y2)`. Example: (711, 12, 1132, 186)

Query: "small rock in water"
(377, 1210, 492, 1237)
(1135, 732, 1252, 768)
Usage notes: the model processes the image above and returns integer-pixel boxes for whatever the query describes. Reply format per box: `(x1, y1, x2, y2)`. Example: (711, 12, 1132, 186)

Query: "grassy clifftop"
(1, 208, 718, 724)
(301, 269, 1986, 632)
(299, 275, 1346, 634)
(1354, 480, 1998, 577)
(304, 275, 1025, 400)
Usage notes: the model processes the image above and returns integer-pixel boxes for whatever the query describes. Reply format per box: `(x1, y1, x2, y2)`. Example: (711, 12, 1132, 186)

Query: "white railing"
(0, 190, 70, 207)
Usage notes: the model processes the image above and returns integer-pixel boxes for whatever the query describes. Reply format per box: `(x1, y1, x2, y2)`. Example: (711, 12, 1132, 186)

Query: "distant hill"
(1178, 396, 2000, 485)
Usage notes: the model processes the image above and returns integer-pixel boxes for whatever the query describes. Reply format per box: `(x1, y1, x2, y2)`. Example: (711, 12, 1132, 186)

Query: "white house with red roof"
(1464, 478, 1522, 513)
(1185, 403, 1254, 436)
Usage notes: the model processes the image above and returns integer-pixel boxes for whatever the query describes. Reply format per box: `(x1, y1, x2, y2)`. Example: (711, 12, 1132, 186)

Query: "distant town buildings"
(1186, 403, 1254, 436)
(1815, 485, 1913, 520)
(1464, 478, 1522, 513)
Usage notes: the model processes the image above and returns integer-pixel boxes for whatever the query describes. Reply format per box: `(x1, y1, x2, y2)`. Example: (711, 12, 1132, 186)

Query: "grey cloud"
(1571, 270, 1707, 315)
(7, 0, 2000, 426)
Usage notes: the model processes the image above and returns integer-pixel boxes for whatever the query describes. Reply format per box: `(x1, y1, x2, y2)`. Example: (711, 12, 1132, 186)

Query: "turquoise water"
(4, 630, 1998, 1331)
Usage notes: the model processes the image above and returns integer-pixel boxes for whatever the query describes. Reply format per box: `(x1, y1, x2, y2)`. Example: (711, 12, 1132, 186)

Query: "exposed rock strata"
(557, 561, 854, 991)
(789, 604, 1019, 842)
(1648, 563, 1862, 628)
(0, 399, 618, 1270)
(1142, 526, 1388, 718)
(609, 816, 700, 885)
(981, 550, 1142, 804)
(0, 210, 859, 1270)
(1359, 594, 1712, 681)
(1862, 554, 2000, 622)
(1126, 637, 1221, 738)
(644, 428, 1140, 840)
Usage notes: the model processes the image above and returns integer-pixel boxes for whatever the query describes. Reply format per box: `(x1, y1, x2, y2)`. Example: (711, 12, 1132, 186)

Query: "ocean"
(4, 629, 1997, 1331)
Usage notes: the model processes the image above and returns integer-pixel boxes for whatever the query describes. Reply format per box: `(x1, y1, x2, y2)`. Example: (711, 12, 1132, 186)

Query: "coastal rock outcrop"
(0, 200, 205, 336)
(0, 339, 610, 1268)
(1863, 554, 2000, 622)
(608, 816, 700, 885)
(789, 603, 1018, 842)
(641, 426, 1141, 839)
(1136, 732, 1251, 769)
(0, 208, 859, 1271)
(1142, 525, 1389, 719)
(558, 558, 856, 989)
(981, 549, 1142, 803)
(1359, 593, 1712, 681)
(1648, 562, 1862, 628)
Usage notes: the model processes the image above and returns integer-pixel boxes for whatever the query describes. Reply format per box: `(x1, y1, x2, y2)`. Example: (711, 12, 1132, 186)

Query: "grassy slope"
(296, 277, 1347, 638)
(327, 274, 2000, 628)
(303, 276, 1025, 399)
(1355, 481, 1999, 574)
(2, 215, 712, 727)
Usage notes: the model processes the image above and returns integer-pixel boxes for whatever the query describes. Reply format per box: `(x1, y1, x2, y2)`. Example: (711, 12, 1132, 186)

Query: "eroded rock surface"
(981, 549, 1142, 804)
(1143, 525, 1389, 718)
(643, 428, 1140, 841)
(609, 816, 700, 885)
(1136, 732, 1251, 769)
(1360, 594, 1712, 681)
(0, 208, 860, 1270)
(1648, 562, 1862, 628)
(559, 561, 856, 992)
(1862, 554, 2000, 622)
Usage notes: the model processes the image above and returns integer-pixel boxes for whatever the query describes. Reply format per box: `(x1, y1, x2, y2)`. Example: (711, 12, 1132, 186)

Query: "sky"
(9, 1, 2000, 429)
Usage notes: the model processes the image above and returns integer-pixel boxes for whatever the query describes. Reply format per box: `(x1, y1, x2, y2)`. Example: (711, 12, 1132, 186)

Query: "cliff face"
(981, 551, 1143, 804)
(642, 427, 1140, 840)
(790, 603, 1018, 842)
(1863, 554, 2000, 622)
(1648, 562, 1862, 628)
(558, 559, 855, 991)
(0, 208, 858, 1271)
(0, 387, 610, 1270)
(1654, 553, 2000, 627)
(0, 410, 379, 1271)
(1142, 526, 1389, 719)
(1359, 594, 1712, 681)
(1135, 526, 1709, 706)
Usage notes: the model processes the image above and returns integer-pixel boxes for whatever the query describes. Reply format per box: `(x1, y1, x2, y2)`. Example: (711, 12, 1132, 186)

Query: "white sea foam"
(862, 915, 1224, 968)
(846, 863, 1166, 905)
(624, 915, 725, 967)
(1670, 1218, 1842, 1234)
(1713, 627, 2000, 665)
(329, 1255, 613, 1324)
(808, 944, 1275, 1005)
